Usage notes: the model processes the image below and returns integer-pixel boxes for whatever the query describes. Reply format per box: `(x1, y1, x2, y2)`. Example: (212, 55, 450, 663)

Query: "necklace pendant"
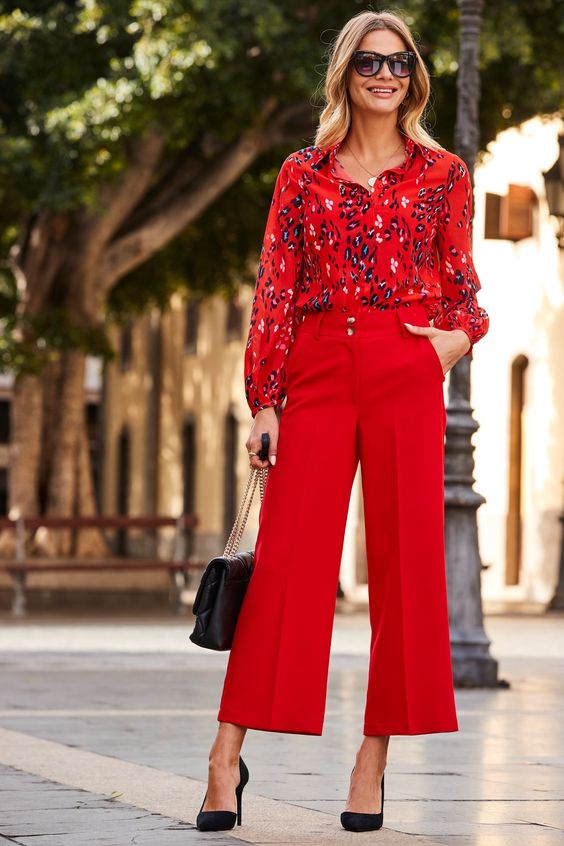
(367, 175, 377, 189)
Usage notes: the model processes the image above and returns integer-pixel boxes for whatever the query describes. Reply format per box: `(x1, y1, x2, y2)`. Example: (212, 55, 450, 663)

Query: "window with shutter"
(485, 184, 536, 241)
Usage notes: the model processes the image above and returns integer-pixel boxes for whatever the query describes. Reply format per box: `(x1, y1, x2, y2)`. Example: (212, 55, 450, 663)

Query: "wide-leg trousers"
(217, 301, 459, 736)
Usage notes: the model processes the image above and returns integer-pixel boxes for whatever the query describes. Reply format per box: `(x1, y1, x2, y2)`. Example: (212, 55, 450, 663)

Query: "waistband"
(296, 303, 431, 339)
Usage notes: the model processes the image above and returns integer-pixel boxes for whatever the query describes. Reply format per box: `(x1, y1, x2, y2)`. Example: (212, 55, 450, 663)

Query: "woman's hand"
(246, 407, 279, 469)
(403, 323, 471, 375)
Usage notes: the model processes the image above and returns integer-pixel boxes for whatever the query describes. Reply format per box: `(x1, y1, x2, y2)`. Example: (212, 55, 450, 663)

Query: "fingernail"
(270, 455, 276, 465)
(404, 322, 413, 327)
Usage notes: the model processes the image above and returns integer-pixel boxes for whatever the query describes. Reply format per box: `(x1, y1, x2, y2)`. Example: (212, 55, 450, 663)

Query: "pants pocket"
(424, 337, 446, 382)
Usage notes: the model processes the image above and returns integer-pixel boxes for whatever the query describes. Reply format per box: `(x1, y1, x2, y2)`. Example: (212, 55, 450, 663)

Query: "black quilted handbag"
(189, 465, 268, 650)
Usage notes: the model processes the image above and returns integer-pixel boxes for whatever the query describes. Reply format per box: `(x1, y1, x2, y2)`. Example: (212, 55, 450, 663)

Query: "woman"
(197, 8, 489, 834)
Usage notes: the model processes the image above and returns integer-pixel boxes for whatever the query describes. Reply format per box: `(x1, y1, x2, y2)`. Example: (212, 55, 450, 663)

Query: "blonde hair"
(314, 9, 442, 151)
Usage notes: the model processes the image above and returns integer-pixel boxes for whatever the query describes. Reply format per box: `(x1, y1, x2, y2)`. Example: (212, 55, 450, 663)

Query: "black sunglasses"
(350, 50, 416, 78)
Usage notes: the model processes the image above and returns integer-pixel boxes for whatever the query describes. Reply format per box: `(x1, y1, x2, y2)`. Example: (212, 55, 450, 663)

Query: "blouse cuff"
(251, 401, 278, 418)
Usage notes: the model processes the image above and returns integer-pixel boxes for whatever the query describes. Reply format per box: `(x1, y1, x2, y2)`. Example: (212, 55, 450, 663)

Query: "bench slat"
(0, 515, 198, 530)
(0, 559, 206, 573)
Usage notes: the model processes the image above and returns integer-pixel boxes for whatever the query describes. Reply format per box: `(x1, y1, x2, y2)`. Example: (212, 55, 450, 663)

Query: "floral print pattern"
(244, 134, 489, 417)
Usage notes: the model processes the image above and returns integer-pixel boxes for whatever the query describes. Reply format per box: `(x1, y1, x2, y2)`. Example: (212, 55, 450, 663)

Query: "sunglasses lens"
(352, 52, 415, 78)
(388, 54, 414, 77)
(353, 55, 380, 76)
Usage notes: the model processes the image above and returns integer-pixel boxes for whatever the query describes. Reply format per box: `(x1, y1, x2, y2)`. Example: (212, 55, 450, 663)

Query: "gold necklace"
(339, 138, 405, 190)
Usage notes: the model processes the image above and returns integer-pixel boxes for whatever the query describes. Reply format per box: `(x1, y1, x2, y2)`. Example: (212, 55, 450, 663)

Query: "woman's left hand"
(403, 323, 471, 375)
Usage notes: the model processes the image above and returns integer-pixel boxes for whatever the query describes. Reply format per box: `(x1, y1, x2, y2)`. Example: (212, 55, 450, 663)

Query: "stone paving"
(0, 612, 563, 844)
(0, 765, 223, 846)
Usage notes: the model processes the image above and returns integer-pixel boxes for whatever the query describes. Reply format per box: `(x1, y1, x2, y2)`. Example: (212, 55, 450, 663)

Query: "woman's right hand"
(246, 407, 279, 469)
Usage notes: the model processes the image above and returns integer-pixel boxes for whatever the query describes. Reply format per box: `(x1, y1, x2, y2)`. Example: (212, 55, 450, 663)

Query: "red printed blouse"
(244, 133, 489, 417)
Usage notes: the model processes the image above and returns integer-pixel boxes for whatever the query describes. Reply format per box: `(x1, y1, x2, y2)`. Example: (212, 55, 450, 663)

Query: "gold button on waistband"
(347, 327, 355, 335)
(347, 316, 356, 323)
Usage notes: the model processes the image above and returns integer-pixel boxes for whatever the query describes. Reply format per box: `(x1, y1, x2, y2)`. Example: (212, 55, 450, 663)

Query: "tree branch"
(97, 98, 314, 289)
(120, 100, 314, 237)
(116, 150, 202, 237)
(10, 211, 69, 320)
(86, 129, 165, 253)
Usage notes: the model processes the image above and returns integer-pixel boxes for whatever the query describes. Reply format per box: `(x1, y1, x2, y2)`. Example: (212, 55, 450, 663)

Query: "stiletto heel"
(196, 755, 249, 831)
(340, 766, 385, 832)
(236, 780, 243, 825)
(235, 763, 247, 825)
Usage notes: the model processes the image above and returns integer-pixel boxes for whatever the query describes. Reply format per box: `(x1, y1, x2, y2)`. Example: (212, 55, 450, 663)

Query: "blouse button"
(347, 316, 356, 324)
(347, 327, 355, 336)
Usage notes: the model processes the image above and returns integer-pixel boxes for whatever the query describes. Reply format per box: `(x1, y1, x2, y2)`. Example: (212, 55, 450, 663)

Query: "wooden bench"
(0, 514, 206, 616)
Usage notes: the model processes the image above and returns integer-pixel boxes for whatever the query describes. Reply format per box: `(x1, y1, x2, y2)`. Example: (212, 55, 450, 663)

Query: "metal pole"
(447, 0, 499, 686)
(548, 513, 564, 610)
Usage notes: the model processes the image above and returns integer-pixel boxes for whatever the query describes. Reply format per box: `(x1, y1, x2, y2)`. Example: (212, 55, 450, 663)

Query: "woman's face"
(346, 29, 411, 117)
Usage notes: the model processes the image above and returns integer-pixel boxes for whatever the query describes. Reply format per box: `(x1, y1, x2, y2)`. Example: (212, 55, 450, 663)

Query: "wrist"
(254, 405, 276, 418)
(452, 328, 471, 355)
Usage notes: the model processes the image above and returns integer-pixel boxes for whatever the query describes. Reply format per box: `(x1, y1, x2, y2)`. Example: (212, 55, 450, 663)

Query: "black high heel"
(340, 766, 385, 832)
(196, 755, 249, 831)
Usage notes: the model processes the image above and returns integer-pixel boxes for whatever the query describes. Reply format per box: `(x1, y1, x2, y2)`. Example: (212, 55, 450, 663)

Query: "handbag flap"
(191, 551, 254, 615)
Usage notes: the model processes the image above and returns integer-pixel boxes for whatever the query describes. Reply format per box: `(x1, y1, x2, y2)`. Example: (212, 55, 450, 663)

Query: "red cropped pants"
(217, 301, 459, 736)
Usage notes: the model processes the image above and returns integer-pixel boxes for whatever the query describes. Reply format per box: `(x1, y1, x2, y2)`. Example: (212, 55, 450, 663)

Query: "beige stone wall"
(103, 313, 154, 518)
(96, 288, 260, 595)
(472, 115, 564, 607)
(178, 292, 258, 558)
(99, 312, 166, 591)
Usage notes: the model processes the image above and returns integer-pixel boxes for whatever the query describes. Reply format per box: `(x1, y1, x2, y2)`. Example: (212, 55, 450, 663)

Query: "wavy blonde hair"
(314, 9, 442, 151)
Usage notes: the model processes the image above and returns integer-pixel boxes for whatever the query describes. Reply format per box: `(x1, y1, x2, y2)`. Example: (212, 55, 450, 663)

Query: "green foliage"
(0, 306, 115, 377)
(0, 0, 316, 211)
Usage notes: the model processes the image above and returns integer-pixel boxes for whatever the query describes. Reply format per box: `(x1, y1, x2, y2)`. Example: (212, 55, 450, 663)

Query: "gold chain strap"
(223, 466, 269, 556)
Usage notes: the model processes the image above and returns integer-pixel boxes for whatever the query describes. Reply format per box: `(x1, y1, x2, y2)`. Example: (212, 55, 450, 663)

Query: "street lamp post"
(543, 133, 564, 609)
(543, 134, 564, 249)
(446, 0, 499, 687)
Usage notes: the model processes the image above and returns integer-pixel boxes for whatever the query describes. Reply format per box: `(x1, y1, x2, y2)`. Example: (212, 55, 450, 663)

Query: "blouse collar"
(321, 133, 436, 184)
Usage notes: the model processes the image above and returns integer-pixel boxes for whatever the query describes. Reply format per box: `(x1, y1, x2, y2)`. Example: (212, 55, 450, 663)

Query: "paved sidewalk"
(0, 764, 211, 846)
(0, 612, 563, 844)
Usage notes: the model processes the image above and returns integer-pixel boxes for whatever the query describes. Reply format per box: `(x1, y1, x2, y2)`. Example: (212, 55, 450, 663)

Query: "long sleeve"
(433, 157, 489, 355)
(244, 155, 305, 417)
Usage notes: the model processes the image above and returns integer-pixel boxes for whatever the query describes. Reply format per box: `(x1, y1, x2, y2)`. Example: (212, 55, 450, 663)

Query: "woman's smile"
(366, 85, 398, 98)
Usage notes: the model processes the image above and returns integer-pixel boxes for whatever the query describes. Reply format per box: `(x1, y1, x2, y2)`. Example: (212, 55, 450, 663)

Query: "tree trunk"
(47, 348, 85, 513)
(27, 351, 108, 557)
(8, 374, 43, 519)
(39, 358, 62, 511)
(44, 347, 108, 555)
(0, 374, 43, 558)
(75, 417, 108, 557)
